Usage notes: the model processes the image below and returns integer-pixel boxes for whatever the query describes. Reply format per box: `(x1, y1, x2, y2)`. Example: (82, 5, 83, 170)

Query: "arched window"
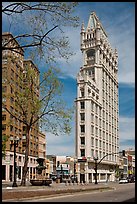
(86, 49, 95, 65)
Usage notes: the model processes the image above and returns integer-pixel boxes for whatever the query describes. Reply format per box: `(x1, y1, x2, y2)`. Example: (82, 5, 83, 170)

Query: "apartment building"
(75, 12, 119, 183)
(2, 32, 46, 181)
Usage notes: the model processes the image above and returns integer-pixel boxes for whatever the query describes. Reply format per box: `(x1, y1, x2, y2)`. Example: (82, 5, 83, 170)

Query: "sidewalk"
(2, 181, 115, 202)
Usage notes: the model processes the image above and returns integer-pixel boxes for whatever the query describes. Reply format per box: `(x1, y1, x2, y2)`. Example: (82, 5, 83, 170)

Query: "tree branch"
(2, 25, 58, 51)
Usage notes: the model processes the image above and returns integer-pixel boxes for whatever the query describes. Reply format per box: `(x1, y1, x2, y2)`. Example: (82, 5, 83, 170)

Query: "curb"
(2, 186, 114, 202)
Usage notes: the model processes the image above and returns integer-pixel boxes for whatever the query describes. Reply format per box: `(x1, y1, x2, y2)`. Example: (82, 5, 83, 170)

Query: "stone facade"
(75, 12, 119, 183)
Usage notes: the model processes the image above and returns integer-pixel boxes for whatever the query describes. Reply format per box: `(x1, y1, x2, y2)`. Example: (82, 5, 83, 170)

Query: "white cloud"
(45, 132, 75, 156)
(119, 117, 135, 140)
(119, 117, 135, 150)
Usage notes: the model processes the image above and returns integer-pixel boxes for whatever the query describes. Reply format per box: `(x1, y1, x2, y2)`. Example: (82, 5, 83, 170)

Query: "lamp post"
(10, 137, 19, 187)
(93, 156, 98, 184)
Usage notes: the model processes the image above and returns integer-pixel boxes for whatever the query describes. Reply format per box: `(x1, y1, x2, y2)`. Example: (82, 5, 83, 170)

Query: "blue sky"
(2, 2, 135, 156)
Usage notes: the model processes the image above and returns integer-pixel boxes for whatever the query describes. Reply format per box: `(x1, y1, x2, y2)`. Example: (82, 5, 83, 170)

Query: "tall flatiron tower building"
(75, 12, 119, 183)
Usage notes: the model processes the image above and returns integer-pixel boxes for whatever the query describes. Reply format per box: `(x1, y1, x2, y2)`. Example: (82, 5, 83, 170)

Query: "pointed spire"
(87, 12, 96, 30)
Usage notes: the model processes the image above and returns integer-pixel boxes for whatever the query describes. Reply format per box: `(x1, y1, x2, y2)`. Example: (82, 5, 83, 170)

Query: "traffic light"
(122, 150, 125, 156)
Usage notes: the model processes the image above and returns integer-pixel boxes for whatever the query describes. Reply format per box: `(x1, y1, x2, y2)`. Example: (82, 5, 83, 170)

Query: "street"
(8, 183, 135, 202)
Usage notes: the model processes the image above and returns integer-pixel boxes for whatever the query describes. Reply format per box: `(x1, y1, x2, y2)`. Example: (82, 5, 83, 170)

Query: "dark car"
(128, 176, 135, 183)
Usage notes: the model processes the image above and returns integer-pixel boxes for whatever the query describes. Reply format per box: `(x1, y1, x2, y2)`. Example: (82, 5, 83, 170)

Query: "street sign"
(78, 157, 87, 162)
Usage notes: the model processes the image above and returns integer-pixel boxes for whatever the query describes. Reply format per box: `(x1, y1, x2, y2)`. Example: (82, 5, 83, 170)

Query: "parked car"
(119, 178, 128, 184)
(128, 176, 135, 183)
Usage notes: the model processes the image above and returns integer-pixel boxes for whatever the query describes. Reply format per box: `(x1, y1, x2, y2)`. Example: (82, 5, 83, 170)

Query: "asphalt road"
(13, 183, 135, 202)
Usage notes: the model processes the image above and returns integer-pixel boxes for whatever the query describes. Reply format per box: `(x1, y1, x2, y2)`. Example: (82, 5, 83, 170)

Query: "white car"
(119, 178, 128, 184)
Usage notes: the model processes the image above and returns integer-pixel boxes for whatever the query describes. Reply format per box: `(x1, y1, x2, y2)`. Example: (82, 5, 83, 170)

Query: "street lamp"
(93, 156, 98, 184)
(10, 136, 19, 187)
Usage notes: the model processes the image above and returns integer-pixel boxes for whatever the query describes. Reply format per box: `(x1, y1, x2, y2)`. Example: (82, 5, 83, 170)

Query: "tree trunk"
(21, 125, 30, 186)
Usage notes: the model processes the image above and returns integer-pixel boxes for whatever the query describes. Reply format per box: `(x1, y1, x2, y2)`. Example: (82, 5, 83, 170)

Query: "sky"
(2, 2, 135, 157)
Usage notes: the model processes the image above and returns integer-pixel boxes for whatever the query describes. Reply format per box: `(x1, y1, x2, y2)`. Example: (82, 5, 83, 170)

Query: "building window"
(10, 125, 14, 132)
(91, 113, 94, 122)
(99, 118, 101, 127)
(80, 149, 85, 157)
(2, 114, 6, 121)
(95, 127, 98, 136)
(80, 101, 85, 109)
(80, 89, 84, 97)
(10, 154, 13, 161)
(80, 113, 85, 121)
(95, 139, 98, 147)
(86, 49, 95, 65)
(81, 137, 85, 145)
(10, 144, 13, 151)
(80, 125, 85, 133)
(91, 102, 94, 111)
(95, 116, 98, 125)
(22, 142, 26, 147)
(19, 147, 21, 153)
(91, 125, 94, 134)
(19, 156, 21, 162)
(88, 88, 91, 96)
(99, 140, 101, 148)
(23, 126, 27, 132)
(88, 70, 91, 76)
(91, 137, 94, 146)
(95, 104, 98, 114)
(2, 124, 6, 131)
(91, 149, 94, 157)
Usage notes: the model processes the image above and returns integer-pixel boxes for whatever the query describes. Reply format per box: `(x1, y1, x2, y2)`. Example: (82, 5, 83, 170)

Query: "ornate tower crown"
(86, 12, 107, 36)
(87, 12, 98, 30)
